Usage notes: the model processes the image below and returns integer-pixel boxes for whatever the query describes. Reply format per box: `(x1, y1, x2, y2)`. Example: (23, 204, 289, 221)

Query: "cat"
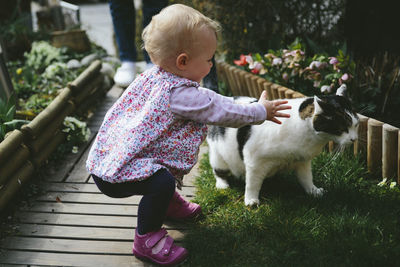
(207, 86, 359, 206)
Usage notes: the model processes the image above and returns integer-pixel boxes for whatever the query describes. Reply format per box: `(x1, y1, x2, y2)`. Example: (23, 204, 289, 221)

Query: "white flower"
(272, 57, 282, 66)
(72, 146, 79, 153)
(390, 182, 397, 189)
(245, 55, 253, 65)
(309, 61, 327, 70)
(321, 85, 332, 93)
(309, 61, 320, 69)
(377, 178, 387, 187)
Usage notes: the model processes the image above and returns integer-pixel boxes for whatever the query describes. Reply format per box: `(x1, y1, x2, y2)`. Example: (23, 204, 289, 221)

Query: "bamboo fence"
(216, 61, 400, 183)
(0, 60, 107, 212)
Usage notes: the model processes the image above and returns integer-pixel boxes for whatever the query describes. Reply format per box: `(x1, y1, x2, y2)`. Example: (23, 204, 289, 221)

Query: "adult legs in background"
(109, 0, 137, 87)
(109, 0, 136, 64)
(203, 56, 219, 92)
(142, 0, 168, 65)
(109, 0, 168, 87)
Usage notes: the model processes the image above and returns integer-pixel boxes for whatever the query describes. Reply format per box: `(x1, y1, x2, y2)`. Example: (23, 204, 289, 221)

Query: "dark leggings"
(92, 169, 175, 235)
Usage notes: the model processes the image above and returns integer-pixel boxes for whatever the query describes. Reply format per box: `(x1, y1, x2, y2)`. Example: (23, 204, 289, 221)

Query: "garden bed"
(0, 59, 109, 212)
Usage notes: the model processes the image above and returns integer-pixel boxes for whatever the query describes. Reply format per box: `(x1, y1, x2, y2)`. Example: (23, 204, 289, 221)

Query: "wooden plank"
(0, 264, 28, 267)
(15, 211, 137, 227)
(38, 191, 194, 205)
(20, 202, 139, 216)
(14, 224, 185, 241)
(64, 143, 92, 182)
(2, 236, 133, 254)
(36, 192, 141, 205)
(41, 137, 93, 182)
(40, 182, 100, 193)
(0, 251, 147, 267)
(42, 181, 195, 193)
(15, 212, 187, 229)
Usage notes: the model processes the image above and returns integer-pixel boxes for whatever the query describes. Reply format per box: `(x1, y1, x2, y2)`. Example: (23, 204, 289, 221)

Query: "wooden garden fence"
(216, 61, 400, 183)
(0, 60, 107, 212)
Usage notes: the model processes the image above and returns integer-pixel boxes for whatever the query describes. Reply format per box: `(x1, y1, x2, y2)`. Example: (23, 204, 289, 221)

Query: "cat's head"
(299, 85, 359, 146)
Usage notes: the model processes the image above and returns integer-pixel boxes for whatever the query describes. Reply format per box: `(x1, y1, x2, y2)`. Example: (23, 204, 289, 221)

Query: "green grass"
(182, 150, 400, 267)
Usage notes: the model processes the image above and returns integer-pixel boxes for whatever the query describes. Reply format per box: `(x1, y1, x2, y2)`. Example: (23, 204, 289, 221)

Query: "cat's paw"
(215, 178, 229, 189)
(310, 187, 324, 197)
(244, 197, 260, 206)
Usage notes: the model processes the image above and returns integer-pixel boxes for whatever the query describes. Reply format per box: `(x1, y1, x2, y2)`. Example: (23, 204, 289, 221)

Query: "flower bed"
(0, 59, 108, 212)
(232, 39, 355, 97)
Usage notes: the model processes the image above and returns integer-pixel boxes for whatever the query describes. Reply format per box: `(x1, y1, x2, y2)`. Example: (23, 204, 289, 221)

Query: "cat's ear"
(336, 84, 347, 97)
(313, 96, 323, 114)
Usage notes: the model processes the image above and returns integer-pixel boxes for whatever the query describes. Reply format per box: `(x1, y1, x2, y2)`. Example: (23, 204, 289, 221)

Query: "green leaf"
(5, 105, 16, 121)
(254, 53, 262, 62)
(4, 119, 29, 129)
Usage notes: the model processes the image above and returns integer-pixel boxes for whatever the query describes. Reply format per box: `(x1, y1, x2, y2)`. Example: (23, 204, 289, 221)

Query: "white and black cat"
(207, 86, 359, 206)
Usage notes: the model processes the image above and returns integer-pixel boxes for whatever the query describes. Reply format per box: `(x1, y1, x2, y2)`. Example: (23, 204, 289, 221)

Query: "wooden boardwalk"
(0, 86, 204, 266)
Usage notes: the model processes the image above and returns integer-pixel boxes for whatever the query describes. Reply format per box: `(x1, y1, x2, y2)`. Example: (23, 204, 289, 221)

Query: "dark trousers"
(92, 168, 175, 235)
(109, 0, 168, 63)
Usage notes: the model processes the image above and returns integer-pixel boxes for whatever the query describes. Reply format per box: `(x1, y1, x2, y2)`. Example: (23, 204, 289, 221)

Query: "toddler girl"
(86, 4, 291, 266)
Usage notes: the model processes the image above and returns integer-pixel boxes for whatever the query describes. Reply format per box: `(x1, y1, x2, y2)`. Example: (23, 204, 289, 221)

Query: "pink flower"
(339, 73, 351, 85)
(329, 57, 339, 65)
(282, 72, 289, 81)
(341, 73, 349, 81)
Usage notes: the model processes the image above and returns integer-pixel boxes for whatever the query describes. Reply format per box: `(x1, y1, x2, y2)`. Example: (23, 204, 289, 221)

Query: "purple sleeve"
(170, 86, 267, 128)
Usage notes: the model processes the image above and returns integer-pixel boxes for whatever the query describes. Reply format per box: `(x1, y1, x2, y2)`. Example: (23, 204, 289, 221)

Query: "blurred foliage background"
(0, 0, 398, 126)
(172, 0, 400, 127)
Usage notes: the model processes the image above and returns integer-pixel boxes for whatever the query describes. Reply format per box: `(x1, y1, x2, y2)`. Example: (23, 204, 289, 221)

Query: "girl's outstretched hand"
(258, 90, 291, 124)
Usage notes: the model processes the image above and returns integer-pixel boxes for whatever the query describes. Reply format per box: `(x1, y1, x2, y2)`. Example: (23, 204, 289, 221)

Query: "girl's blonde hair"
(142, 4, 220, 65)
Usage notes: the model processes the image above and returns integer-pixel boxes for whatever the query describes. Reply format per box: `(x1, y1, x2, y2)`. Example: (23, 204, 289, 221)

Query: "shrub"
(0, 95, 29, 141)
(62, 116, 91, 153)
(173, 0, 346, 61)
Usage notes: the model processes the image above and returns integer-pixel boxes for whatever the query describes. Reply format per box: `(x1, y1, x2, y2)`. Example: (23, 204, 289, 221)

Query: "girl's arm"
(170, 86, 266, 128)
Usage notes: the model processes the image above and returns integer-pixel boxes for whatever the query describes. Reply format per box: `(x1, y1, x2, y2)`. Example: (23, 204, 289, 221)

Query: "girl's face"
(184, 28, 217, 83)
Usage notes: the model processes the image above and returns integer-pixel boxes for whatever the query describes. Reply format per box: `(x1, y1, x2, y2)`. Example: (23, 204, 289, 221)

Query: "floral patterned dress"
(86, 66, 208, 187)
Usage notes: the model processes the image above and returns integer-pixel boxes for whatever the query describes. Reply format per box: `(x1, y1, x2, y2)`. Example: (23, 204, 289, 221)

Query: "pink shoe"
(133, 228, 187, 266)
(166, 191, 202, 220)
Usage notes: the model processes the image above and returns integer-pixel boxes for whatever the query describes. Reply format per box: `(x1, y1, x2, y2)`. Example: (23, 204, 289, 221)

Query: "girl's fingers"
(275, 112, 291, 118)
(274, 100, 289, 105)
(276, 105, 291, 111)
(271, 117, 282, 124)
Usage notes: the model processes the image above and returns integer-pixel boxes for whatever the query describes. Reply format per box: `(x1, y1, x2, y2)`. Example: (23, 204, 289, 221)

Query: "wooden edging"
(21, 88, 72, 139)
(215, 61, 400, 183)
(67, 60, 102, 94)
(0, 60, 106, 212)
